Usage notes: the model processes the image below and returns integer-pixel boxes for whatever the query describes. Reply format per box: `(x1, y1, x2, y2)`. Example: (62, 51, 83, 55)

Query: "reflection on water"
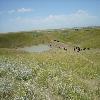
(18, 44, 51, 52)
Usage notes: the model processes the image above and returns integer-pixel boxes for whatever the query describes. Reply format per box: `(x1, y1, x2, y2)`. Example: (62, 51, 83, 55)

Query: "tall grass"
(0, 27, 100, 99)
(0, 48, 100, 100)
(0, 28, 100, 48)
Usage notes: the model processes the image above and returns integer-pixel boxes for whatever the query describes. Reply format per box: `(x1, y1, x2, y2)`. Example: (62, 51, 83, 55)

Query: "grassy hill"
(0, 27, 100, 100)
(0, 27, 100, 48)
(56, 28, 100, 48)
(0, 31, 54, 48)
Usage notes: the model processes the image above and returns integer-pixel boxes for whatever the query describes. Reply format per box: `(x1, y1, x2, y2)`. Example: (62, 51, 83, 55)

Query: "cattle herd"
(49, 40, 90, 52)
(74, 46, 90, 52)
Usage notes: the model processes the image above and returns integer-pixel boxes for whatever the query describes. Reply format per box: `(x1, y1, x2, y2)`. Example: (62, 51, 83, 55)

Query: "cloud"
(13, 9, 99, 28)
(3, 9, 99, 32)
(41, 10, 97, 25)
(6, 8, 33, 14)
(8, 10, 15, 14)
(17, 8, 32, 13)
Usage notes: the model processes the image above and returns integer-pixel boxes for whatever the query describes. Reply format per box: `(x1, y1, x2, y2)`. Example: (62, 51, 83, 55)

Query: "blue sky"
(0, 0, 100, 32)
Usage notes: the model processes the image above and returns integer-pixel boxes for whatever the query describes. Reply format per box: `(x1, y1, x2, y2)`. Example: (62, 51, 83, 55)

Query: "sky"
(0, 0, 100, 33)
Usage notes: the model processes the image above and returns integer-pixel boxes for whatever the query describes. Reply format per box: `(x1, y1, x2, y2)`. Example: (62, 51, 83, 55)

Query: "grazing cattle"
(75, 29, 78, 31)
(64, 48, 67, 51)
(83, 48, 86, 50)
(74, 46, 90, 52)
(74, 46, 81, 52)
(54, 40, 59, 42)
(77, 47, 80, 52)
(77, 47, 80, 51)
(50, 44, 52, 47)
(80, 49, 82, 51)
(87, 48, 90, 50)
(77, 50, 79, 52)
(76, 46, 80, 49)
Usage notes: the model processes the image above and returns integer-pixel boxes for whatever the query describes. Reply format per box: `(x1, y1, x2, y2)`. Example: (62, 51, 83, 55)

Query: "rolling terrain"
(0, 27, 100, 100)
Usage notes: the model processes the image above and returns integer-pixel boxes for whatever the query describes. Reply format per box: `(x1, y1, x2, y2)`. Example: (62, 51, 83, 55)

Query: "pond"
(18, 44, 51, 53)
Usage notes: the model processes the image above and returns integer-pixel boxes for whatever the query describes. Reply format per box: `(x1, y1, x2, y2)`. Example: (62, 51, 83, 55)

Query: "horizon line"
(0, 25, 100, 34)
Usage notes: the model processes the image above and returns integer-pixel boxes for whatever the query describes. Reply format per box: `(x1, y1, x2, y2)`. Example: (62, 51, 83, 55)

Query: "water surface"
(18, 44, 51, 53)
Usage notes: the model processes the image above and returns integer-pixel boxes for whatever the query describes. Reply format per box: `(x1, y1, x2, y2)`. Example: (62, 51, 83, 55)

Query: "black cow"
(78, 47, 80, 51)
(50, 44, 52, 47)
(75, 29, 78, 31)
(83, 48, 86, 50)
(80, 48, 82, 51)
(77, 50, 79, 52)
(77, 47, 81, 52)
(64, 48, 67, 51)
(54, 40, 59, 42)
(87, 48, 90, 50)
(74, 46, 81, 52)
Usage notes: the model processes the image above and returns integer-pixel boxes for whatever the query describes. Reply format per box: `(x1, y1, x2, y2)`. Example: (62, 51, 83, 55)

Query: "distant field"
(0, 27, 100, 100)
(0, 28, 100, 48)
(0, 32, 54, 48)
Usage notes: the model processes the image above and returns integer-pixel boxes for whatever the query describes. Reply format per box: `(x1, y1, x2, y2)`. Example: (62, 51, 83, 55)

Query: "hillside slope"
(0, 27, 100, 100)
(0, 48, 100, 100)
(0, 31, 54, 48)
(57, 28, 100, 48)
(0, 28, 100, 48)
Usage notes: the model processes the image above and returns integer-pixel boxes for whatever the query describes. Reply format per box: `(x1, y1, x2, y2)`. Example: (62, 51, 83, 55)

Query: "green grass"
(0, 31, 54, 48)
(0, 28, 100, 48)
(0, 27, 100, 100)
(57, 28, 100, 48)
(0, 49, 100, 100)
